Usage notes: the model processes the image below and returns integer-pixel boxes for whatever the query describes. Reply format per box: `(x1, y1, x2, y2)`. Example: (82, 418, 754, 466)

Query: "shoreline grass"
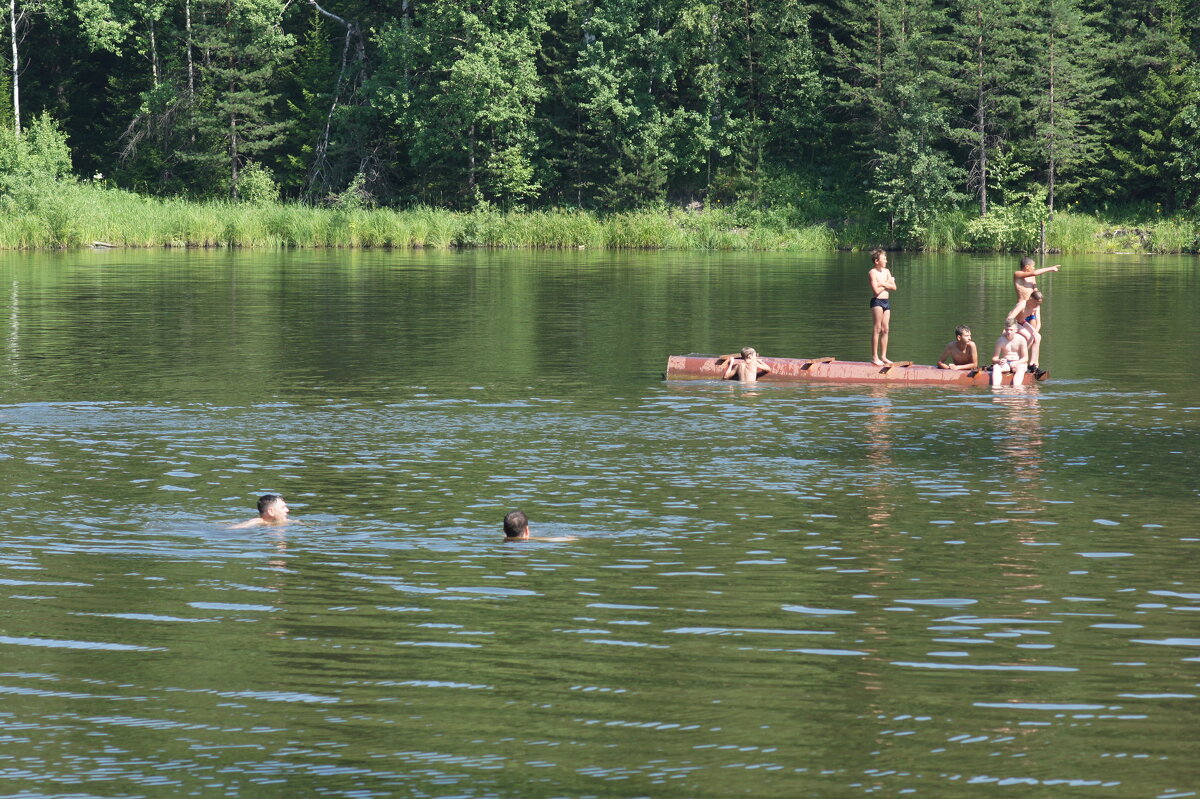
(1, 183, 1197, 253)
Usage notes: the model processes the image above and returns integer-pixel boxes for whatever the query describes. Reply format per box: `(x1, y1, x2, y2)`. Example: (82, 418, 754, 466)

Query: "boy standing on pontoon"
(869, 249, 897, 366)
(1013, 257, 1059, 305)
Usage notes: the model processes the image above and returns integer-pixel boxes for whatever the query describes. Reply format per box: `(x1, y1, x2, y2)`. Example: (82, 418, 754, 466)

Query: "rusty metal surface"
(665, 355, 1042, 386)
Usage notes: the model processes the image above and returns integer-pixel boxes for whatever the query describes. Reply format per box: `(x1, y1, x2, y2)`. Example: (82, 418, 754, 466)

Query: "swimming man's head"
(503, 510, 530, 539)
(257, 494, 288, 520)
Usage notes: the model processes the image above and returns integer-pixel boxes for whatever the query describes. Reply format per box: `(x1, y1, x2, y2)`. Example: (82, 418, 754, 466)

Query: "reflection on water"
(0, 250, 1197, 797)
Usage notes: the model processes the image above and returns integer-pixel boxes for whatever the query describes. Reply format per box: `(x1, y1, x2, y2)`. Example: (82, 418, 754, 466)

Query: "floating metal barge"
(665, 355, 1045, 386)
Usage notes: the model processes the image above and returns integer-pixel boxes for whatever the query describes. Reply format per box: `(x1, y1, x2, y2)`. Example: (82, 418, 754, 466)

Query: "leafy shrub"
(236, 162, 280, 204)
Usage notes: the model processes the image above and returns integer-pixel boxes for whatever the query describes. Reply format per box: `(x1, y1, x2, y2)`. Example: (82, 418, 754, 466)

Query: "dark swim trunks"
(870, 297, 891, 311)
(1025, 313, 1037, 323)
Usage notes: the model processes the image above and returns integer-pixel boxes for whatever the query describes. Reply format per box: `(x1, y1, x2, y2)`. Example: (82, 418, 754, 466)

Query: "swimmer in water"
(936, 325, 978, 370)
(990, 318, 1030, 387)
(869, 249, 897, 366)
(719, 347, 773, 383)
(503, 510, 575, 542)
(231, 494, 292, 528)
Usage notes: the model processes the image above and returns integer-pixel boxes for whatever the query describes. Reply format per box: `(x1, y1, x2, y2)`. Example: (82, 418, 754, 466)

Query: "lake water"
(0, 249, 1197, 798)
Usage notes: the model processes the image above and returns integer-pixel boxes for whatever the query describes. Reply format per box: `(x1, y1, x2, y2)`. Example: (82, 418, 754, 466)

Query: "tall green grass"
(0, 184, 842, 251)
(0, 182, 1195, 252)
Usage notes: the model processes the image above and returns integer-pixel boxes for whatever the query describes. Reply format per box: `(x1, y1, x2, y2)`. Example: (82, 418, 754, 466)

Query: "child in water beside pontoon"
(719, 347, 773, 382)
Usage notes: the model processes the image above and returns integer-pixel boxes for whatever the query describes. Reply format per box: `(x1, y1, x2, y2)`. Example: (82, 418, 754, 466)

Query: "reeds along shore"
(2, 183, 1198, 253)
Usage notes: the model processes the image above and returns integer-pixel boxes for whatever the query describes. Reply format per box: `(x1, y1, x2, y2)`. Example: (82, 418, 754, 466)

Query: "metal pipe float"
(665, 355, 1045, 386)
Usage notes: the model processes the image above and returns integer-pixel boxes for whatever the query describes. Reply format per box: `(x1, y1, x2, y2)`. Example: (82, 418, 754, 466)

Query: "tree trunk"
(185, 0, 195, 96)
(1047, 33, 1056, 213)
(230, 112, 239, 199)
(10, 0, 19, 132)
(149, 18, 160, 87)
(468, 122, 477, 195)
(977, 5, 987, 216)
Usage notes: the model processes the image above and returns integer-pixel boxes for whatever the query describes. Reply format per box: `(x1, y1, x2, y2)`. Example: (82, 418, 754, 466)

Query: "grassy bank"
(1, 182, 1197, 253)
(0, 183, 837, 251)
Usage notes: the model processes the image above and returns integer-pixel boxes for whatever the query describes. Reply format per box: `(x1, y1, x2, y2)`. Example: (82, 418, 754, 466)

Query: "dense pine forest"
(1, 0, 1199, 249)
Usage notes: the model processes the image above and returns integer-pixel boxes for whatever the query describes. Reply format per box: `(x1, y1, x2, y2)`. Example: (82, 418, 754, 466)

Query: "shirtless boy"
(503, 510, 575, 542)
(1013, 256, 1059, 305)
(936, 325, 978, 370)
(1010, 289, 1044, 370)
(869, 249, 897, 366)
(720, 347, 773, 382)
(990, 319, 1030, 387)
(231, 494, 292, 528)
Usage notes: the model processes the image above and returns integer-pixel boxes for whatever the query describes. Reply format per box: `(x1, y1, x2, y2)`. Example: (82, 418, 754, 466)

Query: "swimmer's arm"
(991, 340, 1005, 363)
(1008, 298, 1027, 321)
(722, 358, 739, 379)
(229, 518, 264, 529)
(533, 535, 577, 542)
(754, 358, 773, 376)
(869, 271, 888, 296)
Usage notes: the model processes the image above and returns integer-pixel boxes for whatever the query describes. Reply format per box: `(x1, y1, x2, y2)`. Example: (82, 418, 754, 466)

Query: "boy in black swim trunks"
(868, 249, 897, 366)
(1010, 289, 1044, 370)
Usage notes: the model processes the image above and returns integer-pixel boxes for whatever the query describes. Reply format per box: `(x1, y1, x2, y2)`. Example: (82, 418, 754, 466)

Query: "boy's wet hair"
(1004, 318, 1018, 328)
(740, 347, 756, 359)
(504, 510, 529, 538)
(1020, 256, 1036, 268)
(1030, 289, 1043, 301)
(870, 249, 886, 263)
(955, 325, 971, 337)
(257, 494, 282, 513)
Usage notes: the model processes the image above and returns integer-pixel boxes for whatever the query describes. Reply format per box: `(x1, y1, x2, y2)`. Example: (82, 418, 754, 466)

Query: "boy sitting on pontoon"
(990, 319, 1030, 387)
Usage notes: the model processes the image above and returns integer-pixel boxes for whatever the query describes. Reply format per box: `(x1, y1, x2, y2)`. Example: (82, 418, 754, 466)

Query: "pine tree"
(1021, 0, 1108, 212)
(828, 0, 963, 240)
(188, 0, 293, 199)
(948, 0, 1027, 216)
(1089, 0, 1200, 209)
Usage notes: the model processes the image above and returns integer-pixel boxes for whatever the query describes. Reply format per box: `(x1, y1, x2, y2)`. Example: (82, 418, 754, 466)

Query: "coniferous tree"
(1022, 0, 1108, 212)
(829, 0, 963, 240)
(1089, 0, 1200, 210)
(948, 0, 1026, 216)
(188, 0, 292, 198)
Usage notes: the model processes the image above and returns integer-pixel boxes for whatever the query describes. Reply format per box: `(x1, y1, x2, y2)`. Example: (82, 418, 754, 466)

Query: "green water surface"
(0, 249, 1197, 798)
